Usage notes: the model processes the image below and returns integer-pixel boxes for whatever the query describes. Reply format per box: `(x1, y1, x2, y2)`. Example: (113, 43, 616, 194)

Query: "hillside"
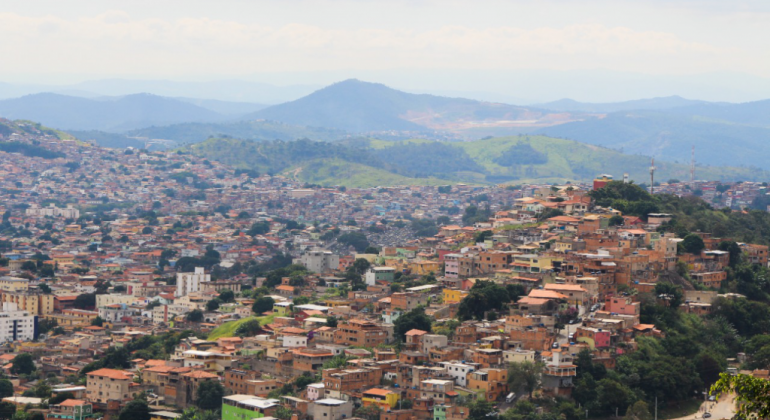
(185, 135, 762, 187)
(247, 79, 582, 132)
(0, 93, 226, 131)
(127, 119, 347, 144)
(537, 96, 705, 113)
(535, 111, 770, 168)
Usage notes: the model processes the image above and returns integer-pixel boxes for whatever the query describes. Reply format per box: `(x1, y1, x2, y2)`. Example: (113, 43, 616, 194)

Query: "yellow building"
(442, 289, 468, 305)
(409, 260, 441, 276)
(272, 301, 292, 316)
(362, 388, 399, 409)
(1, 292, 55, 315)
(0, 277, 29, 292)
(45, 309, 98, 330)
(323, 299, 351, 308)
(511, 255, 562, 273)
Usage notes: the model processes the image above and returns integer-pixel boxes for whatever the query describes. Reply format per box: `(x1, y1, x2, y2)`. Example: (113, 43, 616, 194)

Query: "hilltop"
(247, 79, 580, 132)
(0, 93, 226, 131)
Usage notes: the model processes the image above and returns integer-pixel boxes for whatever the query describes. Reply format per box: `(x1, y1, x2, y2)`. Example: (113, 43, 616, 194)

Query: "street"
(670, 394, 736, 420)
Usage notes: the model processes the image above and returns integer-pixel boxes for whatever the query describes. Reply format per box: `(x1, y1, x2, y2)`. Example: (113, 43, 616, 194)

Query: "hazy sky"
(2, 0, 770, 101)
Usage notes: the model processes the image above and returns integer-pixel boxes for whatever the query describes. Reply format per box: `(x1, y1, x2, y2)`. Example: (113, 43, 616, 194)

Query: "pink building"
(444, 254, 460, 279)
(604, 296, 640, 316)
(306, 383, 324, 401)
(574, 327, 611, 349)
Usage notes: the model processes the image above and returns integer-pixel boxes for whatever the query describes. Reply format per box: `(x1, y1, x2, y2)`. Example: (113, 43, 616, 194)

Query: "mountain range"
(2, 78, 770, 174)
(0, 93, 227, 131)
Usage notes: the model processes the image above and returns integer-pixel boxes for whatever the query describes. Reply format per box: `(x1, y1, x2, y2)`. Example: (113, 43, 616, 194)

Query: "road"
(670, 394, 736, 420)
(558, 305, 587, 345)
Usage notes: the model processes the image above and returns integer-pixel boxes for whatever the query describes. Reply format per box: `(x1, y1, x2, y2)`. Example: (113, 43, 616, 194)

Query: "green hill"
(185, 135, 762, 187)
(535, 111, 770, 169)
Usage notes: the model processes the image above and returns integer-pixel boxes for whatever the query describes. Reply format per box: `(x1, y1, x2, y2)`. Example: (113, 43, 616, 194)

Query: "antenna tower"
(650, 158, 656, 195)
(690, 145, 695, 185)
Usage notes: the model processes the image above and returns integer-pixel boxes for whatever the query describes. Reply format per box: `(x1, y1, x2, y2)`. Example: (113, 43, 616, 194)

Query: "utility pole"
(650, 158, 656, 195)
(655, 397, 658, 420)
(691, 145, 695, 186)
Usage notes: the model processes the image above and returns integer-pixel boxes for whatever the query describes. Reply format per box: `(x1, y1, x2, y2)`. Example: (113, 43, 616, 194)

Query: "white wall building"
(176, 267, 210, 297)
(25, 204, 80, 219)
(440, 361, 477, 387)
(0, 303, 36, 342)
(294, 250, 339, 274)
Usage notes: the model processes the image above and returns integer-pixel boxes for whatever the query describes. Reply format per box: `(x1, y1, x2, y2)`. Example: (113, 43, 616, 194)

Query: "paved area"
(670, 394, 736, 420)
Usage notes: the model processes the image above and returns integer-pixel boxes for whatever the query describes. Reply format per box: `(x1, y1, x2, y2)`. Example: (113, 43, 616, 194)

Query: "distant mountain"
(185, 135, 762, 188)
(667, 99, 770, 127)
(127, 120, 347, 144)
(173, 98, 267, 116)
(535, 111, 770, 169)
(0, 93, 226, 131)
(246, 79, 579, 132)
(537, 96, 707, 113)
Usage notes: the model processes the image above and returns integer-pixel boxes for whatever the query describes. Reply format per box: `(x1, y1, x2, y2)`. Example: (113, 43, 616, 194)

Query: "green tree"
(73, 293, 96, 310)
(235, 319, 262, 337)
(0, 380, 12, 399)
(186, 309, 204, 322)
(712, 372, 770, 419)
(196, 380, 225, 411)
(0, 402, 15, 420)
(118, 400, 151, 420)
(206, 299, 220, 311)
(48, 392, 75, 405)
(507, 361, 543, 399)
(467, 399, 495, 420)
(654, 282, 683, 309)
(10, 353, 35, 375)
(252, 296, 275, 314)
(623, 401, 652, 420)
(38, 283, 51, 294)
(354, 406, 381, 420)
(91, 316, 104, 327)
(474, 230, 493, 243)
(682, 233, 705, 255)
(394, 307, 432, 341)
(218, 289, 235, 303)
(352, 258, 371, 275)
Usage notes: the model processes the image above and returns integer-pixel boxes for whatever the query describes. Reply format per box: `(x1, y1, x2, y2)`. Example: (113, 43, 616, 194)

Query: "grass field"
(207, 314, 275, 340)
(288, 158, 452, 188)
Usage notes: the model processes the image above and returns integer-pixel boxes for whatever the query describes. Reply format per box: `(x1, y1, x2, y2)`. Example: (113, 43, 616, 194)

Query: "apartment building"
(175, 267, 210, 297)
(334, 319, 388, 347)
(0, 304, 36, 342)
(85, 368, 134, 404)
(1, 292, 54, 316)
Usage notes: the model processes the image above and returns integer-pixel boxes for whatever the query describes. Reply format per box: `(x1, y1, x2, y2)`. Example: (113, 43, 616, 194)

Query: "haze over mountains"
(1, 78, 770, 180)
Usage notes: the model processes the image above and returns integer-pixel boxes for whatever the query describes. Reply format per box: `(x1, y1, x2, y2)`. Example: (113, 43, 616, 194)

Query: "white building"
(176, 267, 210, 297)
(440, 361, 478, 387)
(0, 303, 36, 342)
(294, 250, 339, 274)
(98, 303, 139, 323)
(25, 204, 80, 219)
(282, 335, 308, 348)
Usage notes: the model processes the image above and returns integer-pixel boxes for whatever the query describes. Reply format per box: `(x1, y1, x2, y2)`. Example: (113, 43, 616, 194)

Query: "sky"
(2, 0, 769, 102)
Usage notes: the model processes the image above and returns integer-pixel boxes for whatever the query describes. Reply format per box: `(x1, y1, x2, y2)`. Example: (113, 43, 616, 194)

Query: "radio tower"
(690, 145, 695, 186)
(650, 158, 656, 195)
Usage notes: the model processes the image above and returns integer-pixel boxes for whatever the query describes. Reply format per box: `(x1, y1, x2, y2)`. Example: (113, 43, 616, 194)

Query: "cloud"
(0, 10, 755, 77)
